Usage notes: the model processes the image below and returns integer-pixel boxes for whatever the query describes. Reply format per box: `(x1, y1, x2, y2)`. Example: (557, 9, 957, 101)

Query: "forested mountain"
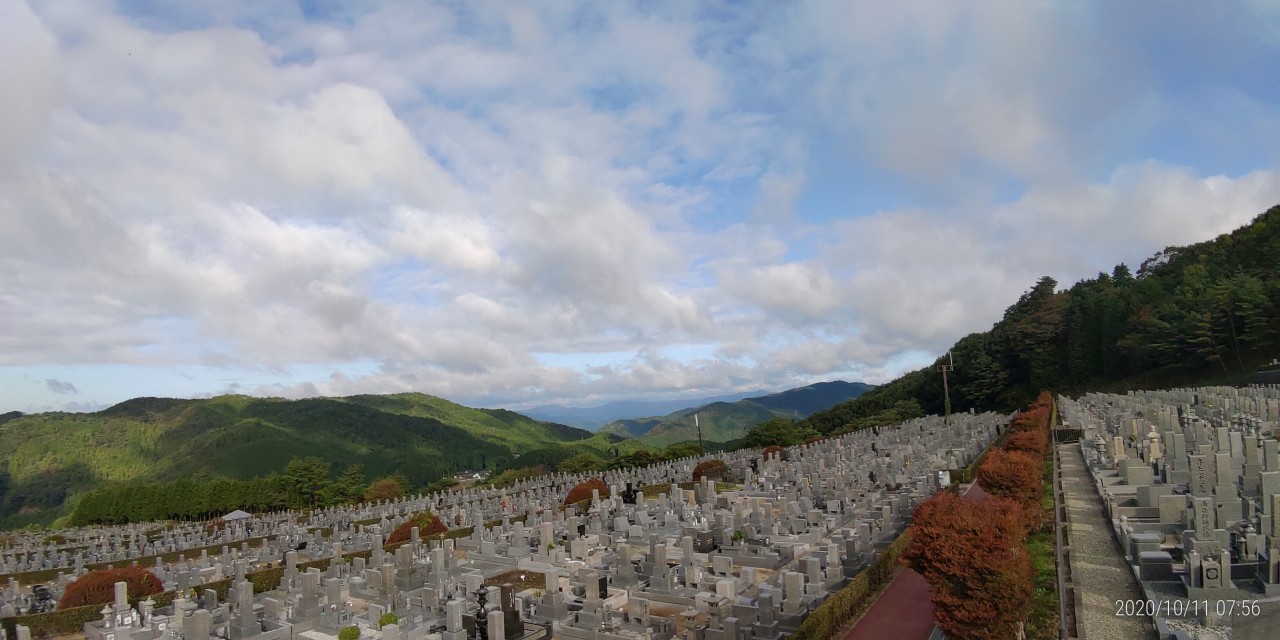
(750, 381, 877, 414)
(0, 393, 591, 529)
(797, 205, 1280, 437)
(521, 390, 765, 430)
(600, 381, 874, 445)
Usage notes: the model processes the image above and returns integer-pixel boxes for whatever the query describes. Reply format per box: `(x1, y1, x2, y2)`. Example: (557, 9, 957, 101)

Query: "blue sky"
(2, 0, 1279, 413)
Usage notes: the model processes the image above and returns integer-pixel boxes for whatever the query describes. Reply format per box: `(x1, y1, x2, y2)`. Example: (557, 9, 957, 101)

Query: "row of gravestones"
(1064, 385, 1280, 637)
(1, 512, 311, 578)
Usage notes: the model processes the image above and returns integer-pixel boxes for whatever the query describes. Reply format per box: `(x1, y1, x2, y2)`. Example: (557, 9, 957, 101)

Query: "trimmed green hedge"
(1, 601, 104, 639)
(790, 531, 913, 640)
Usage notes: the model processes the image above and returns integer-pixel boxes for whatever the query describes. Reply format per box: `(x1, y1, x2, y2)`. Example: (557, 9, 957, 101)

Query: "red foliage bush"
(1034, 391, 1052, 408)
(385, 511, 448, 546)
(978, 449, 1044, 508)
(563, 478, 610, 506)
(1004, 428, 1049, 459)
(59, 566, 164, 609)
(761, 446, 785, 460)
(1010, 406, 1049, 432)
(692, 459, 729, 481)
(902, 492, 1035, 640)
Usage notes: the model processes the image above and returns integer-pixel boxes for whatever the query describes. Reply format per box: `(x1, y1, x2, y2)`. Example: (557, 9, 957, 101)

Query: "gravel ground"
(1059, 443, 1157, 640)
(1166, 618, 1231, 639)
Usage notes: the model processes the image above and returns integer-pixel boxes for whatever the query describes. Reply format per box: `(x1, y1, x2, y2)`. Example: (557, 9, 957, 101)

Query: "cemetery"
(1063, 384, 1280, 640)
(0, 411, 1003, 640)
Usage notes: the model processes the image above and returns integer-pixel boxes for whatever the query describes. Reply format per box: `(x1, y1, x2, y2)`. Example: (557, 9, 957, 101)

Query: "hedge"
(790, 531, 913, 640)
(1, 601, 105, 639)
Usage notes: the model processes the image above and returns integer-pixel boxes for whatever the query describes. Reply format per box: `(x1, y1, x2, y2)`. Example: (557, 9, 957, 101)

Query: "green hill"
(0, 393, 591, 529)
(599, 381, 874, 446)
(636, 401, 778, 447)
(795, 204, 1280, 438)
(749, 381, 876, 415)
(339, 393, 591, 452)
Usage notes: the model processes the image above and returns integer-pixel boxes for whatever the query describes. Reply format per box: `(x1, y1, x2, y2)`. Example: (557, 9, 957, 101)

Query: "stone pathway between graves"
(1059, 442, 1157, 640)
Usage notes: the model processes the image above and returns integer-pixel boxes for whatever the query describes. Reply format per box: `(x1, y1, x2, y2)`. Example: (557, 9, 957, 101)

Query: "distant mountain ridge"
(520, 390, 766, 430)
(0, 392, 594, 530)
(599, 381, 875, 446)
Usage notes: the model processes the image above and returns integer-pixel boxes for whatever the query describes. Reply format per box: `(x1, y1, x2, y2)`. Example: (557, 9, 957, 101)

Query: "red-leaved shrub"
(59, 566, 164, 609)
(902, 492, 1035, 640)
(385, 511, 448, 547)
(564, 478, 610, 506)
(692, 459, 729, 481)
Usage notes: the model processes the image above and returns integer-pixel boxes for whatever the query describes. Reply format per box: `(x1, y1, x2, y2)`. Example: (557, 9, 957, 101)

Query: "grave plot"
(1063, 384, 1280, 640)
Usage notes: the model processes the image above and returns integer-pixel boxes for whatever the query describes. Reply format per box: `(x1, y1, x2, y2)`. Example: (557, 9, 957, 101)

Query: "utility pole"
(696, 413, 704, 454)
(938, 351, 954, 425)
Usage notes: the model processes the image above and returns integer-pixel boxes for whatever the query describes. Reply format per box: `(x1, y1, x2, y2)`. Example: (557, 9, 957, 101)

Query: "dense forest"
(790, 204, 1280, 438)
(66, 458, 440, 525)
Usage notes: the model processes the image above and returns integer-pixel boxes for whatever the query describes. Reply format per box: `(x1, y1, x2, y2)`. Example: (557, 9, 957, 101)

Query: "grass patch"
(1024, 529, 1059, 640)
(1025, 417, 1060, 640)
(485, 570, 544, 592)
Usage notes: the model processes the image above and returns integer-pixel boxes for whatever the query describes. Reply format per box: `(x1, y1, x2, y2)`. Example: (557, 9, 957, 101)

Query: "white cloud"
(722, 263, 840, 320)
(3, 0, 1279, 412)
(388, 207, 500, 273)
(995, 163, 1280, 266)
(0, 0, 62, 172)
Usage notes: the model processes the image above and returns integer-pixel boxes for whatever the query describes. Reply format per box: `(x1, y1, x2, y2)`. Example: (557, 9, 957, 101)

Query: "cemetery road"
(1059, 442, 1157, 639)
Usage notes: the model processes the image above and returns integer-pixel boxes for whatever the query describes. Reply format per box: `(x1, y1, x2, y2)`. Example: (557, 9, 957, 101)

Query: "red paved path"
(842, 482, 990, 640)
(841, 568, 935, 640)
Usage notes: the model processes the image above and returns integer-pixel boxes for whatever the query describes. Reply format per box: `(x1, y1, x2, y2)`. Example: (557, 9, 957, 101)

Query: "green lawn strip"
(1024, 402, 1061, 640)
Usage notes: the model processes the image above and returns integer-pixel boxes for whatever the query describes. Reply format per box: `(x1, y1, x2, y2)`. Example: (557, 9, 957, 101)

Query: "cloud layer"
(2, 0, 1279, 412)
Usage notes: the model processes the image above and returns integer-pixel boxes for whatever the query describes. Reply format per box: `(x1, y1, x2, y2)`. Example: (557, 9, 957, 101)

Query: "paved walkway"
(1058, 443, 1155, 640)
(841, 568, 936, 640)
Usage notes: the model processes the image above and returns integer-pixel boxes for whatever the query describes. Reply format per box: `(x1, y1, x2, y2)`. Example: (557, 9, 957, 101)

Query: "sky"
(3, 0, 1280, 414)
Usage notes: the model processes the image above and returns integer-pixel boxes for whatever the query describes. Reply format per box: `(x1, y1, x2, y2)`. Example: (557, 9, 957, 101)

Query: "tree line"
(66, 458, 432, 525)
